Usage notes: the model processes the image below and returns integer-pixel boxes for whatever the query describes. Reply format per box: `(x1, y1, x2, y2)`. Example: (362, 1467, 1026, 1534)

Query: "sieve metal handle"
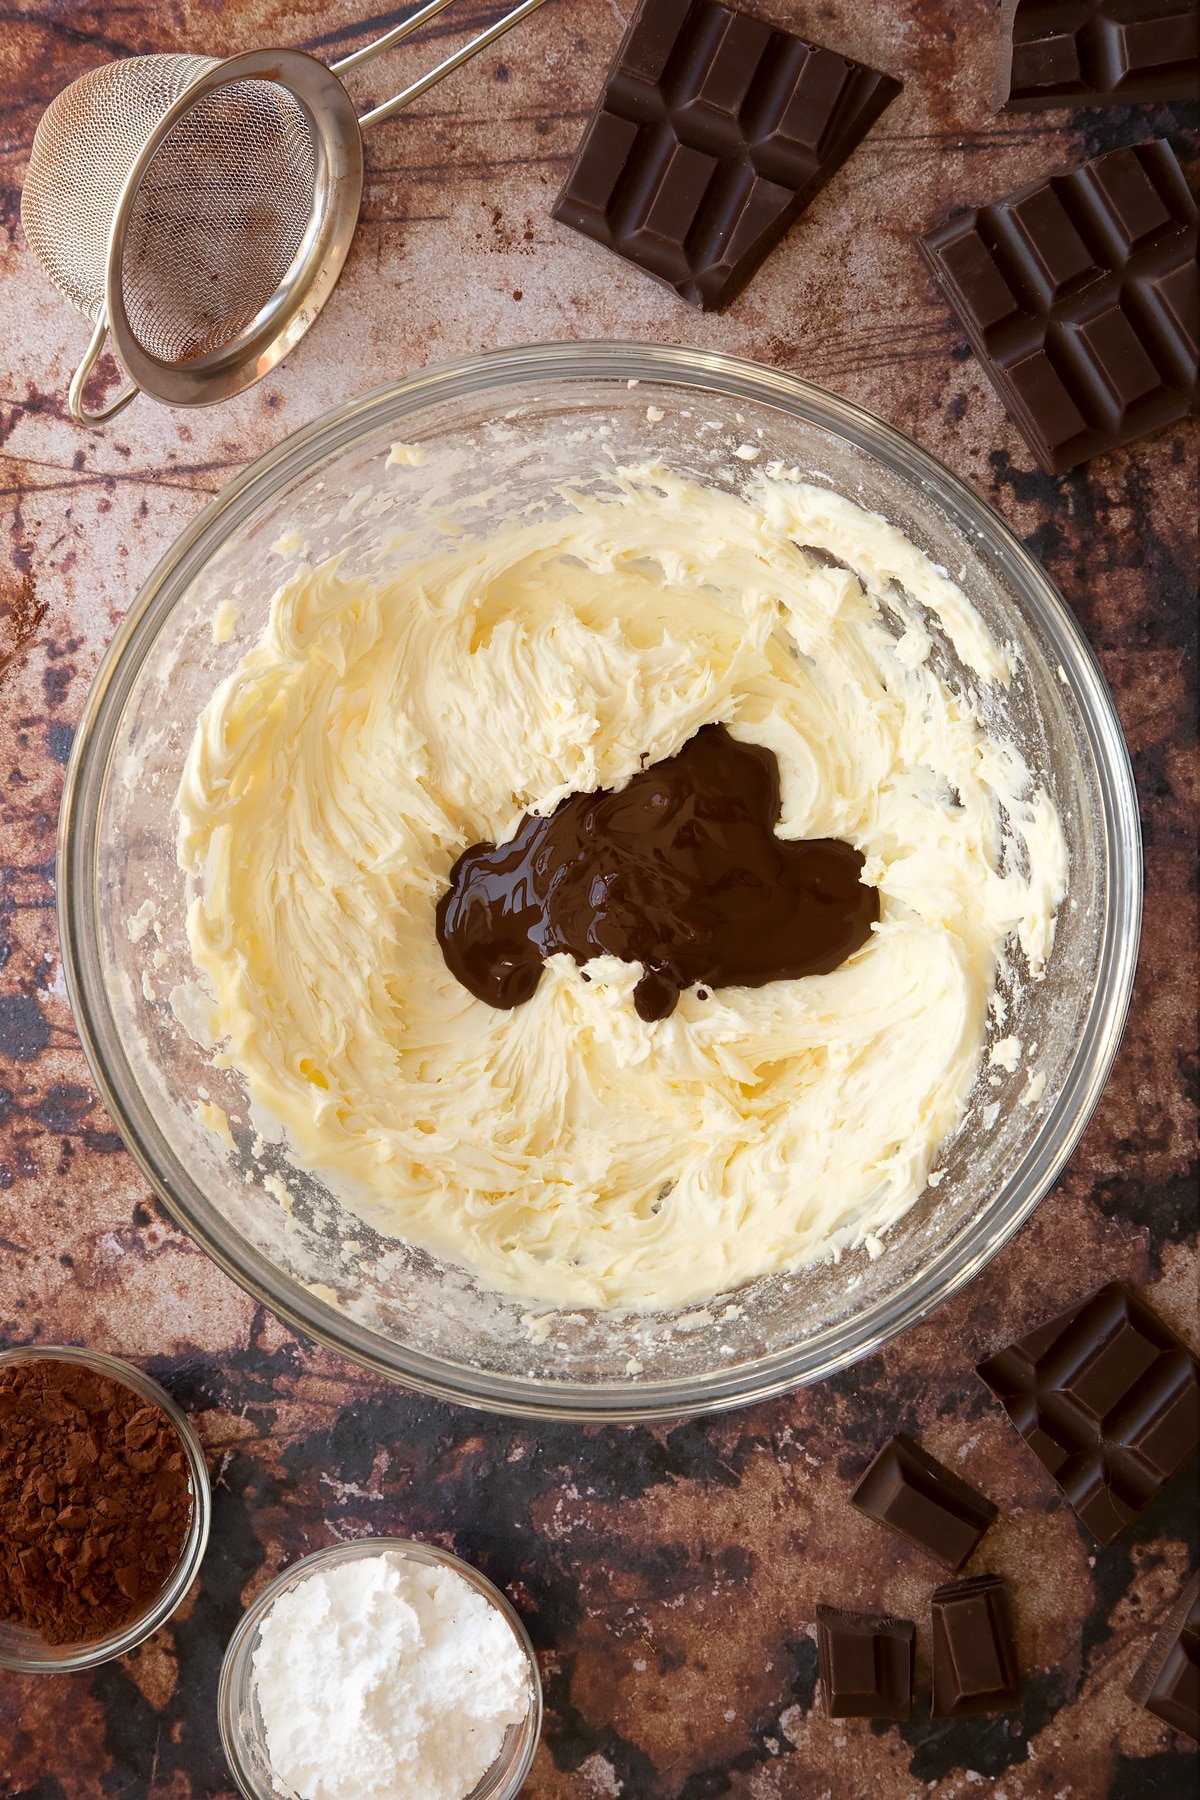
(330, 0, 462, 74)
(330, 0, 554, 131)
(69, 310, 140, 425)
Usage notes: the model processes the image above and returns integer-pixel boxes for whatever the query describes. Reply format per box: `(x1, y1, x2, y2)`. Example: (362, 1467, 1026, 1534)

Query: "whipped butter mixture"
(176, 465, 1066, 1311)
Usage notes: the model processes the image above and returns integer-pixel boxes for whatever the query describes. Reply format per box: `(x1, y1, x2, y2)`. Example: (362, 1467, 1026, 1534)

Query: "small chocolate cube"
(1131, 1575, 1200, 1744)
(816, 1604, 915, 1720)
(931, 1574, 1021, 1718)
(851, 1433, 997, 1571)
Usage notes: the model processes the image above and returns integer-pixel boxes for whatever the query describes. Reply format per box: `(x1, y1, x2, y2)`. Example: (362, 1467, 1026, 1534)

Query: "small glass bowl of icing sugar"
(218, 1537, 543, 1800)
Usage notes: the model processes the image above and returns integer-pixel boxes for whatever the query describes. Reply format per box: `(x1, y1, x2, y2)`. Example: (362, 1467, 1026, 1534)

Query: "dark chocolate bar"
(931, 1574, 1021, 1718)
(553, 0, 901, 310)
(920, 138, 1198, 474)
(1131, 1574, 1200, 1744)
(816, 1604, 915, 1720)
(851, 1434, 998, 1571)
(978, 1282, 1200, 1545)
(997, 0, 1199, 111)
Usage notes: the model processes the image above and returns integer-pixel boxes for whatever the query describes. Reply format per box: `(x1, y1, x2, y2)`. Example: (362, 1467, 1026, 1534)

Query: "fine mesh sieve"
(118, 78, 319, 368)
(20, 0, 552, 425)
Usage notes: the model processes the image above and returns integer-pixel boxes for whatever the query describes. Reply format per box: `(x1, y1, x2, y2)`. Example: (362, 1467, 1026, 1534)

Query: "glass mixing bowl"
(58, 342, 1141, 1420)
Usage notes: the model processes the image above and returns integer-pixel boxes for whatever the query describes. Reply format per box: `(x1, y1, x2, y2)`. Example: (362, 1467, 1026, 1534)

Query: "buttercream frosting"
(176, 466, 1067, 1310)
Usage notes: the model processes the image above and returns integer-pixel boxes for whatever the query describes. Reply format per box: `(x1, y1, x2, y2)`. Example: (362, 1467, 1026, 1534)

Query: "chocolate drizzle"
(436, 724, 878, 1021)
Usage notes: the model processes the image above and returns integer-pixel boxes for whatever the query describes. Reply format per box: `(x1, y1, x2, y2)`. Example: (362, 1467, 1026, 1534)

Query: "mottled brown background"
(0, 0, 1196, 1795)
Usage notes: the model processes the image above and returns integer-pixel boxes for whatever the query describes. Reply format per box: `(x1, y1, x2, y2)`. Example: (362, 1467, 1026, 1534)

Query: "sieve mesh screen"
(119, 79, 317, 365)
(21, 55, 218, 323)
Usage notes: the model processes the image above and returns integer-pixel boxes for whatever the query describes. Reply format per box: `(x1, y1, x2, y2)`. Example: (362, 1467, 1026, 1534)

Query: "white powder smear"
(989, 1035, 1023, 1074)
(212, 597, 239, 644)
(250, 1551, 531, 1800)
(128, 899, 157, 943)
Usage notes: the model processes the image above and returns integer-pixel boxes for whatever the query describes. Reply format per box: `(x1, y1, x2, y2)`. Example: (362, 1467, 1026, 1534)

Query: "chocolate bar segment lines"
(978, 1282, 1200, 1545)
(1131, 1575, 1200, 1744)
(998, 0, 1200, 110)
(851, 1434, 998, 1571)
(921, 139, 1198, 473)
(931, 1574, 1021, 1717)
(553, 0, 901, 309)
(817, 1604, 915, 1719)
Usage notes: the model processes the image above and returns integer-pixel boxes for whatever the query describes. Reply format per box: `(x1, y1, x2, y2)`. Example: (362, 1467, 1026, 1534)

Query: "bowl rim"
(0, 1344, 211, 1671)
(216, 1536, 543, 1800)
(57, 339, 1143, 1420)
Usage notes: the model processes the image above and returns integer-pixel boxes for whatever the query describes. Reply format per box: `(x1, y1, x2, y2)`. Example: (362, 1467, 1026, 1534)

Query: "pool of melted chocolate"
(436, 724, 879, 1021)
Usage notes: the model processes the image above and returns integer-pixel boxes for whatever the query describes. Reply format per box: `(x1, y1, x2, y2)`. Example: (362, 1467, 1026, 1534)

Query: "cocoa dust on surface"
(0, 569, 48, 687)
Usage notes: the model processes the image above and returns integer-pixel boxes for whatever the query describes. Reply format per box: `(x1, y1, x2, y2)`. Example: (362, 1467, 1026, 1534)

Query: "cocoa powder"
(0, 1356, 194, 1645)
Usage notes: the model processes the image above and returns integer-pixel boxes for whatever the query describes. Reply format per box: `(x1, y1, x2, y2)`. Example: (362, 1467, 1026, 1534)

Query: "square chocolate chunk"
(851, 1434, 998, 1571)
(553, 0, 901, 309)
(1131, 1574, 1200, 1744)
(978, 1282, 1200, 1545)
(997, 0, 1200, 111)
(817, 1604, 915, 1720)
(931, 1574, 1021, 1718)
(920, 139, 1198, 474)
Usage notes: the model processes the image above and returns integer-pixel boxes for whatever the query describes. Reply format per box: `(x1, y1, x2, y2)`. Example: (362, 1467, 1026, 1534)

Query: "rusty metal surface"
(0, 0, 1196, 1794)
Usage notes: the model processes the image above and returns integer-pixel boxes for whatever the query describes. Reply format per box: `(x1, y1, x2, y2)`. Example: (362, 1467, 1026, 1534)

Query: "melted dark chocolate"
(436, 724, 879, 1022)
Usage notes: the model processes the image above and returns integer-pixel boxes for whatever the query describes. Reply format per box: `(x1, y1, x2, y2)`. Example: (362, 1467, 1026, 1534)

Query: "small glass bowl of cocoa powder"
(0, 1346, 211, 1672)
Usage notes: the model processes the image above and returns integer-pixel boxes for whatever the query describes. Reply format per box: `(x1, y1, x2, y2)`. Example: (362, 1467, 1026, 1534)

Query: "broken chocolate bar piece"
(553, 0, 901, 309)
(851, 1434, 997, 1570)
(978, 1281, 1200, 1545)
(931, 1574, 1021, 1718)
(1131, 1574, 1200, 1744)
(920, 138, 1198, 474)
(997, 0, 1199, 111)
(817, 1604, 915, 1719)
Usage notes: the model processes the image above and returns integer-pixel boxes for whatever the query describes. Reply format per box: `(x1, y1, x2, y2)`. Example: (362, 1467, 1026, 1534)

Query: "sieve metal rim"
(95, 49, 363, 412)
